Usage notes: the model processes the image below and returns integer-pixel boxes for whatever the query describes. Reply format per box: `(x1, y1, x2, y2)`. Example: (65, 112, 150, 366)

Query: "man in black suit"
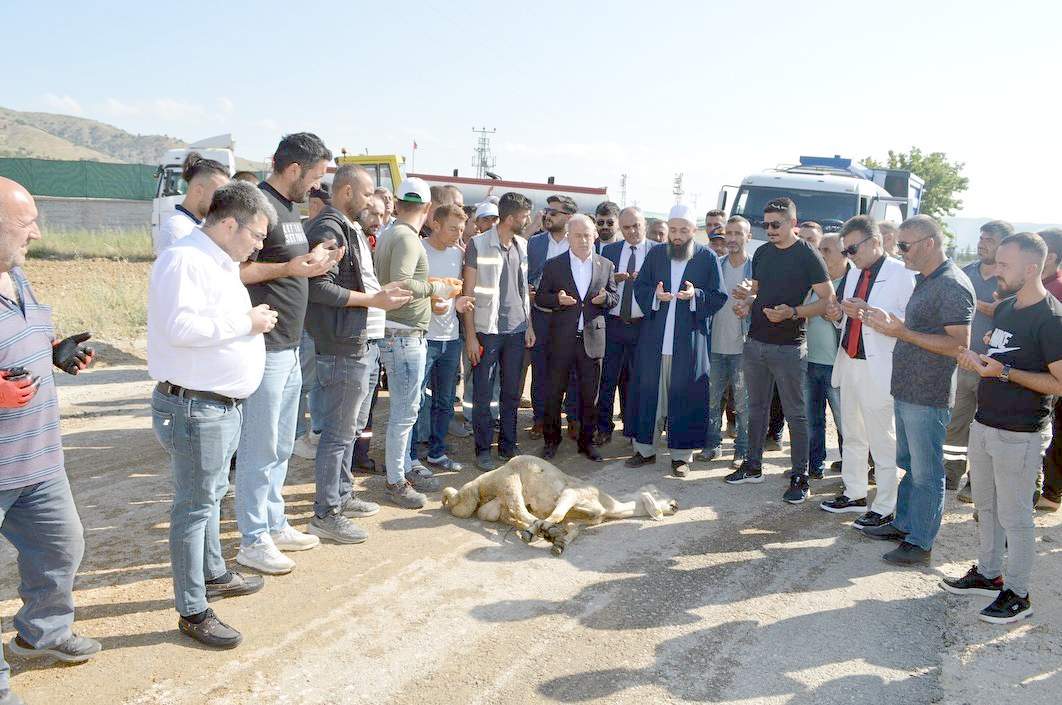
(535, 214, 619, 461)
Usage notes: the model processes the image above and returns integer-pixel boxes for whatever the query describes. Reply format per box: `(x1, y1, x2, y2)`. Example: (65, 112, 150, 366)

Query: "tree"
(862, 147, 969, 247)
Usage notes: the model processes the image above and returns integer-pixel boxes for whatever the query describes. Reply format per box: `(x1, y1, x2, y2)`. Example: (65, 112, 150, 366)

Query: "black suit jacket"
(535, 252, 619, 359)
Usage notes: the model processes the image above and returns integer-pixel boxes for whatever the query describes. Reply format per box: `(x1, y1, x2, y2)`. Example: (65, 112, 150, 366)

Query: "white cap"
(475, 201, 499, 219)
(395, 176, 431, 204)
(668, 203, 697, 225)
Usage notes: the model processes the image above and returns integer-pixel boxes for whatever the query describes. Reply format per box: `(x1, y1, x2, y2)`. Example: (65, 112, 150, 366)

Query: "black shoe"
(941, 565, 1004, 597)
(625, 452, 656, 468)
(695, 446, 722, 463)
(819, 494, 867, 514)
(809, 466, 825, 480)
(725, 461, 763, 484)
(580, 445, 603, 462)
(763, 437, 782, 452)
(882, 541, 931, 566)
(979, 589, 1033, 624)
(853, 511, 893, 529)
(541, 443, 558, 460)
(671, 459, 690, 477)
(499, 445, 521, 462)
(205, 571, 264, 602)
(354, 456, 379, 474)
(859, 522, 908, 541)
(830, 460, 842, 473)
(594, 431, 612, 446)
(783, 475, 809, 504)
(178, 609, 242, 649)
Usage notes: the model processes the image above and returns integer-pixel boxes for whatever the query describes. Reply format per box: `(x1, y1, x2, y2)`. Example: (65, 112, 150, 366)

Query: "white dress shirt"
(547, 233, 570, 262)
(148, 228, 265, 398)
(569, 250, 594, 331)
(609, 240, 649, 319)
(154, 207, 198, 256)
(654, 255, 697, 355)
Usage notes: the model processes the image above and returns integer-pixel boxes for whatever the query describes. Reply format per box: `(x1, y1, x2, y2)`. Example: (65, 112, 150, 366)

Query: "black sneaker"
(819, 494, 867, 514)
(763, 436, 783, 452)
(830, 460, 842, 473)
(853, 511, 893, 529)
(625, 452, 656, 468)
(671, 460, 690, 477)
(783, 475, 809, 504)
(499, 445, 521, 462)
(941, 565, 1004, 597)
(178, 609, 242, 649)
(725, 461, 763, 484)
(809, 466, 825, 480)
(882, 541, 931, 566)
(859, 522, 908, 541)
(979, 589, 1033, 624)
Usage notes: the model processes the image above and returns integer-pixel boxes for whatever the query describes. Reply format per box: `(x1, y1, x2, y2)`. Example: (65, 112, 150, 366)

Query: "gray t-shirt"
(711, 257, 749, 355)
(891, 259, 975, 408)
(962, 260, 998, 354)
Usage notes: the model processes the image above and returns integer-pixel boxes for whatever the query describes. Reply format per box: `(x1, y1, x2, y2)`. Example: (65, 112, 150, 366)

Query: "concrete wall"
(36, 196, 151, 231)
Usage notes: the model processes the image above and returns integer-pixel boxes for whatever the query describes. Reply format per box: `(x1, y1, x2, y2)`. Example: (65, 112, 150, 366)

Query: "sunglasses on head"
(897, 234, 933, 253)
(544, 207, 573, 216)
(842, 236, 872, 257)
(596, 218, 615, 227)
(763, 220, 785, 230)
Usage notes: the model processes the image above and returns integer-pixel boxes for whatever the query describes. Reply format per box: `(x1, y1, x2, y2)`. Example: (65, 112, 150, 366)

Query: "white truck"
(151, 135, 237, 245)
(718, 155, 924, 248)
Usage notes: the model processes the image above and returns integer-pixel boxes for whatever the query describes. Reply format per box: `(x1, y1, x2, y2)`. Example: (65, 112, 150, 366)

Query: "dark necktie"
(620, 245, 637, 322)
(845, 268, 873, 358)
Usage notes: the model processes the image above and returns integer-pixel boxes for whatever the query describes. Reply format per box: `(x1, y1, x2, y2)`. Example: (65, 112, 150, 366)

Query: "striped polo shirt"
(0, 267, 63, 492)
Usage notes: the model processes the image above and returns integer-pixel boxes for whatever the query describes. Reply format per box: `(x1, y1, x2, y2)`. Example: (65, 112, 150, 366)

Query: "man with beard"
(155, 152, 230, 255)
(375, 187, 396, 229)
(594, 201, 621, 250)
(235, 133, 340, 575)
(727, 197, 834, 504)
(356, 194, 386, 251)
(625, 204, 727, 476)
(942, 232, 1062, 624)
(705, 209, 728, 258)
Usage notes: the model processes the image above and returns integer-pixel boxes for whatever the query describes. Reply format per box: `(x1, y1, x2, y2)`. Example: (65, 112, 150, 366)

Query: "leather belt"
(382, 328, 425, 338)
(157, 382, 242, 407)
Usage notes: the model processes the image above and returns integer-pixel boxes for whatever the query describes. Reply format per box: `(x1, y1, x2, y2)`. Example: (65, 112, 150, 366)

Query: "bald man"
(1, 178, 101, 705)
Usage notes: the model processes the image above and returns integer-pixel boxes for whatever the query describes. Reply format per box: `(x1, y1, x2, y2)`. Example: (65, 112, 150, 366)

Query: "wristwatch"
(999, 364, 1012, 383)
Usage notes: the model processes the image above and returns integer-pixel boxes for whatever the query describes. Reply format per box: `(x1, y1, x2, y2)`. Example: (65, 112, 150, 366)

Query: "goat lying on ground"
(441, 455, 678, 555)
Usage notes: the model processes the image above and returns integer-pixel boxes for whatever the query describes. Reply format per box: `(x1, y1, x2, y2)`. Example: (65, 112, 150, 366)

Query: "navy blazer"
(526, 230, 553, 289)
(600, 238, 659, 271)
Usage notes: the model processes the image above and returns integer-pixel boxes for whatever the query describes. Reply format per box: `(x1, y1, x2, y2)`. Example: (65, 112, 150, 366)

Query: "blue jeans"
(474, 331, 525, 455)
(706, 352, 748, 455)
(379, 335, 427, 485)
(235, 348, 301, 547)
(152, 387, 241, 616)
(804, 361, 842, 473)
(313, 344, 378, 516)
(413, 338, 462, 459)
(892, 399, 951, 550)
(0, 473, 85, 691)
(296, 331, 322, 438)
(597, 316, 641, 434)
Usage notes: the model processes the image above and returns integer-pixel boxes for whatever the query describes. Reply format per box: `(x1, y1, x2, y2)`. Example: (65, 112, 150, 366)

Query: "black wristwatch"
(999, 364, 1012, 383)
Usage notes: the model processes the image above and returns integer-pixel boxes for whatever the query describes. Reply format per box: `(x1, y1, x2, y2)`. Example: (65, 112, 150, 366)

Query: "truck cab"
(151, 146, 236, 245)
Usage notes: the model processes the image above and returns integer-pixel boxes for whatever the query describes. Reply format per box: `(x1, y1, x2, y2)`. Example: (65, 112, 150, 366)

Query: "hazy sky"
(3, 1, 1059, 221)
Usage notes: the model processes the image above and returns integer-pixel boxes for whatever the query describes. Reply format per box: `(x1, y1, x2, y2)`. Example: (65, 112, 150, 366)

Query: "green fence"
(0, 158, 157, 201)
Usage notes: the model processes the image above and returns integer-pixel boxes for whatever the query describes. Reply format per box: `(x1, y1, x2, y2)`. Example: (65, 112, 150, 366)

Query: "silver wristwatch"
(999, 364, 1012, 383)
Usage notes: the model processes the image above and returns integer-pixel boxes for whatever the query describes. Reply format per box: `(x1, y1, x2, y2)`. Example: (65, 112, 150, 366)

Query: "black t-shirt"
(975, 294, 1062, 432)
(749, 238, 830, 345)
(248, 182, 310, 350)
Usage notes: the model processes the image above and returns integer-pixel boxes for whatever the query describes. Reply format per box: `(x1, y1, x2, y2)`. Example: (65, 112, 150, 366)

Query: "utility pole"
(471, 127, 497, 178)
(619, 173, 628, 207)
(672, 173, 684, 203)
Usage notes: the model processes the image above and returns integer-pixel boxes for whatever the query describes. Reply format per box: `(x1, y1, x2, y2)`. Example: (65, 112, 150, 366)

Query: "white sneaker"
(236, 534, 295, 574)
(293, 434, 317, 460)
(270, 524, 321, 552)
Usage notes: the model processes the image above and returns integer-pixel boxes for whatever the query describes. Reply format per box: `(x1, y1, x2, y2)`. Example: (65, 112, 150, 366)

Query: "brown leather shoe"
(528, 422, 543, 440)
(567, 420, 580, 440)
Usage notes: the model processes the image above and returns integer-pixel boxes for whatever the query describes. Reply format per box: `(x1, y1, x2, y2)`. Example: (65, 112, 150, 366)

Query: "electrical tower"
(471, 127, 497, 178)
(619, 173, 628, 207)
(672, 173, 685, 203)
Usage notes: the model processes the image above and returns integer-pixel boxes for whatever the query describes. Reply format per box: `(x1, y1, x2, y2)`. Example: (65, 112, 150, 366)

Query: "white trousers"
(836, 355, 899, 516)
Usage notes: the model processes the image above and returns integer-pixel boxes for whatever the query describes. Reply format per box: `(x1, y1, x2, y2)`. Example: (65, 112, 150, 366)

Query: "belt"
(609, 315, 644, 325)
(382, 328, 425, 338)
(157, 382, 242, 407)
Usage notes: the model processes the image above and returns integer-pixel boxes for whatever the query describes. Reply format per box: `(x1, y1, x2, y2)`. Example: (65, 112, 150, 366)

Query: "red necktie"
(845, 268, 872, 358)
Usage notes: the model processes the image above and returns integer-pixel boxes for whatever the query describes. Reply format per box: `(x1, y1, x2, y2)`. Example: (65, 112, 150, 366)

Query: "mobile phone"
(3, 366, 28, 380)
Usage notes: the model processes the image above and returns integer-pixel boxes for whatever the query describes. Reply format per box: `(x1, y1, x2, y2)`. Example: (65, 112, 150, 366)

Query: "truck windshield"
(157, 166, 187, 198)
(732, 186, 857, 234)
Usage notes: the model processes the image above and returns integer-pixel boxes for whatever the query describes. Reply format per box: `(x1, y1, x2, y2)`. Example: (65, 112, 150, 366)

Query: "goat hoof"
(520, 529, 535, 544)
(669, 500, 679, 512)
(551, 543, 565, 556)
(545, 524, 565, 543)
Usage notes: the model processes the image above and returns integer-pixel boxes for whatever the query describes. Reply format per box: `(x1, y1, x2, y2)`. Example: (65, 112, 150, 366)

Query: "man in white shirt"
(596, 206, 656, 445)
(148, 181, 279, 650)
(153, 152, 229, 255)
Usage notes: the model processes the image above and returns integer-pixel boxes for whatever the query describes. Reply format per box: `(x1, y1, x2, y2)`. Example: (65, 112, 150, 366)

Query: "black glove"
(53, 331, 95, 375)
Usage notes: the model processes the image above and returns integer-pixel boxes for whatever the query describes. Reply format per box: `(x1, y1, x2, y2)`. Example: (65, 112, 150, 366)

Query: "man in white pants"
(820, 216, 915, 529)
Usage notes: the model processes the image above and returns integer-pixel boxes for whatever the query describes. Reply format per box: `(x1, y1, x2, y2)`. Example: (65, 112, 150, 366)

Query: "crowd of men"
(2, 132, 1062, 704)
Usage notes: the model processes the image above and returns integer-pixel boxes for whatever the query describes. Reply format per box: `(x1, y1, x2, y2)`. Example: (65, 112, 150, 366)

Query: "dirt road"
(3, 357, 1060, 705)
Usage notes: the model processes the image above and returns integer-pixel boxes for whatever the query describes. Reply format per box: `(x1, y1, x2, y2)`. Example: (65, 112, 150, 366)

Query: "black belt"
(610, 315, 644, 325)
(382, 328, 425, 338)
(157, 382, 242, 407)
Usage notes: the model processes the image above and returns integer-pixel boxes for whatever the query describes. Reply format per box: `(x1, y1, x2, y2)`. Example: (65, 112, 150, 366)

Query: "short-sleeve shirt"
(975, 294, 1062, 432)
(962, 260, 998, 354)
(248, 182, 310, 351)
(890, 260, 975, 408)
(711, 256, 750, 355)
(463, 238, 528, 335)
(749, 238, 830, 345)
(422, 241, 463, 341)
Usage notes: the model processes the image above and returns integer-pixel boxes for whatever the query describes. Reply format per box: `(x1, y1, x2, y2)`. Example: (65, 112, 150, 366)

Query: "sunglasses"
(763, 220, 785, 230)
(596, 219, 616, 227)
(544, 207, 573, 216)
(842, 236, 872, 257)
(897, 235, 933, 253)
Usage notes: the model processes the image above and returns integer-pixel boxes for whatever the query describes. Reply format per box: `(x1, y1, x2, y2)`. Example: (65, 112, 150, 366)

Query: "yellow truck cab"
(331, 152, 404, 191)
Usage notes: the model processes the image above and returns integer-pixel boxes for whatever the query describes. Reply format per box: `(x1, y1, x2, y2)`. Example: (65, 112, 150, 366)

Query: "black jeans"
(1043, 397, 1062, 502)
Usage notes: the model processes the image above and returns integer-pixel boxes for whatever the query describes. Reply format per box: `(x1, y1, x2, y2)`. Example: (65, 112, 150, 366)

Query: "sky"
(2, 0, 1060, 223)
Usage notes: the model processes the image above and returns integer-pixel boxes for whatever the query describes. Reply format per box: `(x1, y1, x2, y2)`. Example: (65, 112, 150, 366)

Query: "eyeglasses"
(238, 222, 268, 243)
(596, 219, 615, 227)
(842, 236, 873, 257)
(897, 235, 933, 253)
(763, 220, 784, 230)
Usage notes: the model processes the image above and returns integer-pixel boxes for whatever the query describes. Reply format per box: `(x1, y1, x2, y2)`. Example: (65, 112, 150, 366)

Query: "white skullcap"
(668, 203, 697, 225)
(475, 201, 499, 219)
